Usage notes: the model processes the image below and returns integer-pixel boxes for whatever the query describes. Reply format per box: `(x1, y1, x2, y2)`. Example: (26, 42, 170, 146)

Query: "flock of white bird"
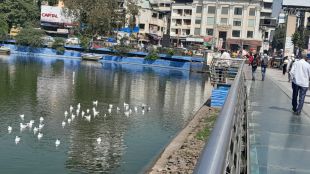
(7, 100, 151, 147)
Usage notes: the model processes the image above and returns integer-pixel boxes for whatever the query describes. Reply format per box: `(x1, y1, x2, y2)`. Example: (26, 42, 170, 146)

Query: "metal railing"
(194, 60, 247, 174)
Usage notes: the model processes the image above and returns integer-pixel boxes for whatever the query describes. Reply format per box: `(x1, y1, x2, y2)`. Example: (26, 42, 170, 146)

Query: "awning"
(226, 39, 262, 47)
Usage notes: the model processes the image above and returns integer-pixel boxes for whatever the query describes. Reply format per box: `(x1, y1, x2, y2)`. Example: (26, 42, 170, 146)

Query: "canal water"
(0, 55, 212, 174)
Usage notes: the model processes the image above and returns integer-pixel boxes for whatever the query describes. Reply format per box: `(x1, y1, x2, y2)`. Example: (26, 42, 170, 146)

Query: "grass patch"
(195, 110, 219, 141)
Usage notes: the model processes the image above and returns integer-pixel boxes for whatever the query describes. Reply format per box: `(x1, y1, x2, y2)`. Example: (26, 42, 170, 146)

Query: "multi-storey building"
(260, 0, 277, 52)
(170, 0, 262, 51)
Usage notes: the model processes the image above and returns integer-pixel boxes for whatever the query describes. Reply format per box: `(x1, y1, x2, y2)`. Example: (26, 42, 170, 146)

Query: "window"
(206, 29, 214, 36)
(248, 19, 255, 27)
(232, 30, 241, 37)
(208, 6, 216, 14)
(249, 8, 255, 16)
(139, 24, 145, 30)
(196, 6, 202, 13)
(195, 19, 201, 24)
(159, 13, 163, 19)
(220, 18, 228, 25)
(247, 31, 253, 38)
(194, 28, 201, 35)
(207, 17, 215, 25)
(152, 13, 158, 18)
(234, 7, 242, 15)
(222, 7, 229, 15)
(233, 18, 242, 26)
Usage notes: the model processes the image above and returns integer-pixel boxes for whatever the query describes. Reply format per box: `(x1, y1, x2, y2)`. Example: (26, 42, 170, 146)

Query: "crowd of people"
(217, 48, 310, 116)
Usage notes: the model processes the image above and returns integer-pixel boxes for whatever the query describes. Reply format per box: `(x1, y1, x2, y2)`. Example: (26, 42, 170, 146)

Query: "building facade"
(170, 0, 262, 51)
(260, 0, 277, 52)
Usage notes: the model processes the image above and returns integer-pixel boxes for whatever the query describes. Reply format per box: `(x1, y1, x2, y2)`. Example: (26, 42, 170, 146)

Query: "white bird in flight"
(8, 126, 12, 133)
(93, 100, 98, 106)
(37, 133, 43, 140)
(39, 117, 44, 123)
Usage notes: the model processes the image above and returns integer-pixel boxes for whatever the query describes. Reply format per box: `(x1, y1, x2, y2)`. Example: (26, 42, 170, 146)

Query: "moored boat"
(0, 46, 10, 55)
(81, 53, 102, 61)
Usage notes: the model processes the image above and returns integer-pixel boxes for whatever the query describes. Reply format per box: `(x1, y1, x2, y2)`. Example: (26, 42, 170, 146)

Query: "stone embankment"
(148, 106, 219, 174)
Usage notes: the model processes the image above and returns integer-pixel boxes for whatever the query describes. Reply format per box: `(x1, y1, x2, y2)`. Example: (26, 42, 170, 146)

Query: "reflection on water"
(0, 55, 211, 173)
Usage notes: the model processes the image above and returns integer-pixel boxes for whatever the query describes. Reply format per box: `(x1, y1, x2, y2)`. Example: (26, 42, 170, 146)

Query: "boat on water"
(0, 46, 10, 55)
(81, 53, 102, 61)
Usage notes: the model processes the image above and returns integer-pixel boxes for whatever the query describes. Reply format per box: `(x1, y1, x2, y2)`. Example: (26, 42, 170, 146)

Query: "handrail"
(194, 60, 245, 174)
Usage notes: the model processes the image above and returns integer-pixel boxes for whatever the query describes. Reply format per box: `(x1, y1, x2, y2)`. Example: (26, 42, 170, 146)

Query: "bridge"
(194, 58, 310, 174)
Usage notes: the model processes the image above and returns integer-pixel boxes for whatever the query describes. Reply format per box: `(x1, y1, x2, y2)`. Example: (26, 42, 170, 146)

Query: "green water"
(0, 55, 211, 173)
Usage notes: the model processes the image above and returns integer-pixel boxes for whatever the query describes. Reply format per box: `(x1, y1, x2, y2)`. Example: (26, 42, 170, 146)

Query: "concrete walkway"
(246, 67, 310, 174)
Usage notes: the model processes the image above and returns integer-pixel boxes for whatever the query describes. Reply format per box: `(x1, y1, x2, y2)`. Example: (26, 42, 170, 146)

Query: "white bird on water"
(70, 105, 74, 113)
(62, 121, 66, 128)
(33, 127, 39, 135)
(55, 139, 60, 147)
(93, 100, 98, 106)
(76, 109, 80, 116)
(77, 103, 81, 109)
(81, 111, 85, 117)
(37, 133, 43, 140)
(108, 108, 112, 114)
(38, 123, 44, 130)
(20, 114, 25, 120)
(15, 136, 20, 144)
(68, 118, 72, 124)
(85, 115, 91, 122)
(64, 111, 68, 118)
(117, 107, 120, 111)
(134, 106, 138, 112)
(97, 137, 102, 144)
(71, 114, 76, 121)
(20, 123, 28, 131)
(109, 104, 113, 109)
(8, 126, 12, 133)
(39, 117, 44, 123)
(87, 109, 90, 114)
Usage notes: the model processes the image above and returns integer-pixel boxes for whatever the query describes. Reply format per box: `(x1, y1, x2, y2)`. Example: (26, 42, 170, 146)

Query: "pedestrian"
(287, 54, 295, 82)
(283, 57, 289, 75)
(261, 53, 269, 81)
(289, 55, 310, 115)
(251, 53, 259, 81)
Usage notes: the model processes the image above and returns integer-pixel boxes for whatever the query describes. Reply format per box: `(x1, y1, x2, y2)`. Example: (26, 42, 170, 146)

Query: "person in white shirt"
(289, 56, 310, 115)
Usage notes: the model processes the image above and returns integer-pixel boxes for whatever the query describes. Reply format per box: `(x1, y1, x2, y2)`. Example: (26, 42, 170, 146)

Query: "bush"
(15, 26, 44, 47)
(167, 48, 175, 57)
(52, 37, 65, 54)
(145, 48, 159, 60)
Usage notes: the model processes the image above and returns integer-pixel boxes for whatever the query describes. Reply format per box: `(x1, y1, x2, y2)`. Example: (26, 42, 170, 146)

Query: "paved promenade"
(246, 66, 310, 174)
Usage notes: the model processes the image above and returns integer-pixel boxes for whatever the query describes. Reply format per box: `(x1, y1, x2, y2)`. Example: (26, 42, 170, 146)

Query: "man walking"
(261, 53, 269, 81)
(290, 56, 310, 115)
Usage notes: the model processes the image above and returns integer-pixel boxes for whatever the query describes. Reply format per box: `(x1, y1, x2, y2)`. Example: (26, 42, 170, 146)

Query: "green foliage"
(0, 15, 9, 41)
(52, 37, 65, 54)
(127, 0, 140, 29)
(145, 48, 159, 60)
(0, 0, 40, 28)
(272, 26, 286, 50)
(80, 35, 91, 51)
(292, 31, 306, 49)
(195, 111, 218, 141)
(63, 0, 139, 35)
(15, 26, 45, 48)
(113, 36, 130, 56)
(167, 48, 175, 57)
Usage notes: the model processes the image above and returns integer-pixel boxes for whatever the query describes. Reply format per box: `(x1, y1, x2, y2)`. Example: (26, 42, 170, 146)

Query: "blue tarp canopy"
(119, 26, 140, 33)
(107, 38, 117, 43)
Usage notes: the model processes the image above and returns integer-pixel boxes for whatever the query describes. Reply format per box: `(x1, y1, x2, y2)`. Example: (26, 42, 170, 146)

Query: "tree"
(292, 31, 306, 49)
(15, 26, 45, 47)
(0, 15, 8, 41)
(63, 0, 139, 36)
(0, 0, 40, 28)
(272, 26, 286, 50)
(126, 0, 140, 30)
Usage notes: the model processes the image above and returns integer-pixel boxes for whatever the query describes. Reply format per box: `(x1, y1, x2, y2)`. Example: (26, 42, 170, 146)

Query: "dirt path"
(148, 106, 219, 174)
